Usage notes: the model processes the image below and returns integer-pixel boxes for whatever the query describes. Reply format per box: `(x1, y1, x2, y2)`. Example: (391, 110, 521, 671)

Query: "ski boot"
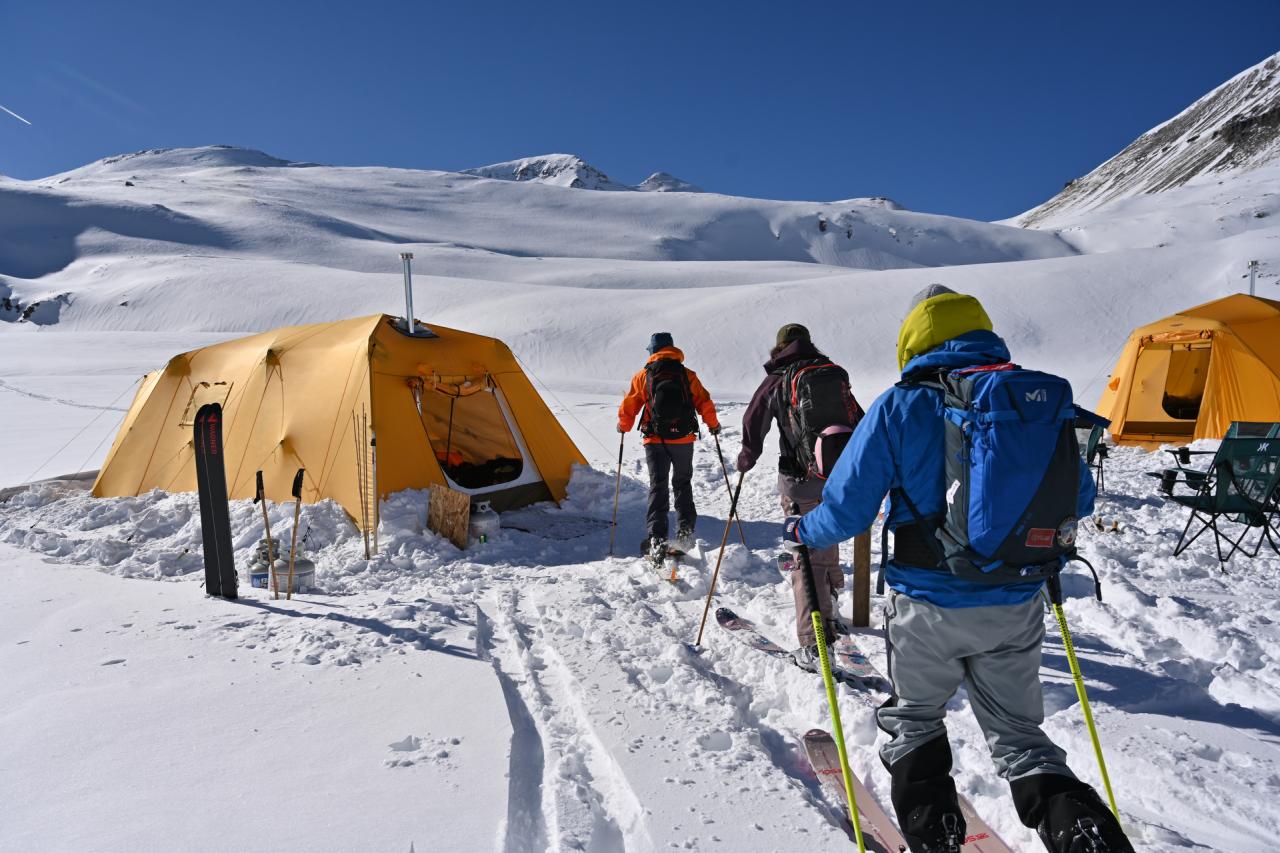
(674, 525, 695, 554)
(1012, 774, 1134, 853)
(1035, 789, 1132, 852)
(890, 737, 965, 853)
(791, 642, 831, 674)
(648, 537, 669, 570)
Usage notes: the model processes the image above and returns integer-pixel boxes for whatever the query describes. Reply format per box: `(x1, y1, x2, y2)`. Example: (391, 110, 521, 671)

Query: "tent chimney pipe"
(1248, 260, 1259, 297)
(400, 252, 416, 335)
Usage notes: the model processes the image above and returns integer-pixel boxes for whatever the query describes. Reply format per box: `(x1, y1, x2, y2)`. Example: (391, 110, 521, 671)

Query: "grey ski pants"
(644, 442, 695, 541)
(779, 474, 843, 646)
(878, 591, 1076, 783)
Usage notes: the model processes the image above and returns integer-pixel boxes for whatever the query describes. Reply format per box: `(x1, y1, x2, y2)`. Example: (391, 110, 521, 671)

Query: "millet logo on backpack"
(1025, 388, 1047, 402)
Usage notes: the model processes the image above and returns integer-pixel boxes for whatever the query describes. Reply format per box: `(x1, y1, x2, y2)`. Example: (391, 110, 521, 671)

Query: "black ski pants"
(644, 441, 695, 541)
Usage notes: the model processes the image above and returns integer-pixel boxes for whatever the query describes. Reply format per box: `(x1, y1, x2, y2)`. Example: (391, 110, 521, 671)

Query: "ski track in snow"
(5, 418, 1280, 851)
(0, 377, 130, 411)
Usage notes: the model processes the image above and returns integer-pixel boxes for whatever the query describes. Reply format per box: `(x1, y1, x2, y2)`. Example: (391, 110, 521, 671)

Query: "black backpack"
(644, 359, 698, 440)
(778, 359, 863, 479)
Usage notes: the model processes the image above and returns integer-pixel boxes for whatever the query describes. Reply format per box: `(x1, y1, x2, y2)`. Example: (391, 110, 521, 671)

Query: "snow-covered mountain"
(463, 153, 629, 190)
(465, 153, 705, 193)
(636, 171, 705, 193)
(1019, 50, 1280, 227)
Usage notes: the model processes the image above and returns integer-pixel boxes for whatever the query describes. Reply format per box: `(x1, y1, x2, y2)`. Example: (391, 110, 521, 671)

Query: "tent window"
(412, 376, 524, 489)
(1161, 344, 1210, 421)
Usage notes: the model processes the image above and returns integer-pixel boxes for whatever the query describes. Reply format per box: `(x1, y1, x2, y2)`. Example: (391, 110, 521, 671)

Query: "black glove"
(708, 425, 722, 436)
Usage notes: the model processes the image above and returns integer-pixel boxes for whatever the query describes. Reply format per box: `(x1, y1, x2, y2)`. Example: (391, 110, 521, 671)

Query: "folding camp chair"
(1150, 422, 1280, 495)
(1074, 407, 1111, 494)
(1149, 433, 1280, 563)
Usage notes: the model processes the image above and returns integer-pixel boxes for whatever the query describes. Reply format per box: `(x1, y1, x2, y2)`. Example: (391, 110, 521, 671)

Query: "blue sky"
(1, 0, 1276, 220)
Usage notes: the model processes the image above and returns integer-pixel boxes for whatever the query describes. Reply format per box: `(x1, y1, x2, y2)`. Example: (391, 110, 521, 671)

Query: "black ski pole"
(712, 432, 748, 548)
(695, 471, 745, 646)
(607, 432, 624, 556)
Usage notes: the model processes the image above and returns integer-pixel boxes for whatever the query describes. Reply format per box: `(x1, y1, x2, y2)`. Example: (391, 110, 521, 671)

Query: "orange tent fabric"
(1097, 294, 1280, 446)
(93, 315, 586, 528)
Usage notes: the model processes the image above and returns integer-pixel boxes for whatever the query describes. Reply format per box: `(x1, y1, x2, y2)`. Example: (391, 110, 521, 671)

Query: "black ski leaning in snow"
(194, 403, 237, 599)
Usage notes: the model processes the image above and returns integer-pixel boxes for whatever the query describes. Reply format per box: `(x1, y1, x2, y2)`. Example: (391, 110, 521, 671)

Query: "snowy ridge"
(636, 171, 705, 193)
(464, 154, 705, 193)
(1020, 51, 1280, 226)
(464, 153, 631, 191)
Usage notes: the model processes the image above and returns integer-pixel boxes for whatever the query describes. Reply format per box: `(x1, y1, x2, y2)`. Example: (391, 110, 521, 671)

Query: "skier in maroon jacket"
(737, 323, 864, 669)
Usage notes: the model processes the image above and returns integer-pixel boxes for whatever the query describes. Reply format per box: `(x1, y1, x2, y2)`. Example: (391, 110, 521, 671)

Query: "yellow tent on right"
(1098, 293, 1280, 446)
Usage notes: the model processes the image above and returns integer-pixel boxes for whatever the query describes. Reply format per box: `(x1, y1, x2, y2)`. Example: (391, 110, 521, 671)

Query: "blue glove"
(782, 516, 804, 553)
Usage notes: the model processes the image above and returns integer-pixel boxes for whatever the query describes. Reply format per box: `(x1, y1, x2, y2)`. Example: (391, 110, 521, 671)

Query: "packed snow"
(4, 51, 1280, 853)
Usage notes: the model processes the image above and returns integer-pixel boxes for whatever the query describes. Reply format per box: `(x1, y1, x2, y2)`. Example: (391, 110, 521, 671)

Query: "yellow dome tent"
(92, 315, 586, 528)
(1098, 294, 1280, 446)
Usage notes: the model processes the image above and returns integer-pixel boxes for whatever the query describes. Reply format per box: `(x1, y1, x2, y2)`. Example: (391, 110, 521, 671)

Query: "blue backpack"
(901, 362, 1081, 585)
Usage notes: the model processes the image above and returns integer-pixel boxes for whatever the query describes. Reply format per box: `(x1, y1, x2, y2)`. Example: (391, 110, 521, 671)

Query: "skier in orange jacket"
(618, 332, 720, 559)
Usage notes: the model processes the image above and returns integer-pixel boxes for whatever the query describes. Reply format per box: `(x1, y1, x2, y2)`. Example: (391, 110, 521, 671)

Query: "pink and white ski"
(803, 729, 1015, 852)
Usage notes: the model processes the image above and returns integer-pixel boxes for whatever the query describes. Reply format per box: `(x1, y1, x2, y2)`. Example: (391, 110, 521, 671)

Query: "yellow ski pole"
(1045, 574, 1119, 819)
(797, 543, 866, 852)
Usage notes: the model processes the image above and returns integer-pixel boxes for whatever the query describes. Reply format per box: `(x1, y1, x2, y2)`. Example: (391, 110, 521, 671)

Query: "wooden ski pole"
(798, 543, 866, 852)
(254, 470, 278, 600)
(695, 471, 745, 646)
(712, 432, 748, 547)
(286, 468, 304, 601)
(607, 432, 624, 556)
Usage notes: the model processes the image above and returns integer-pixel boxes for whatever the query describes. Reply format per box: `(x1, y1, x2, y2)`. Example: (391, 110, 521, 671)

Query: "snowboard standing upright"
(194, 403, 237, 599)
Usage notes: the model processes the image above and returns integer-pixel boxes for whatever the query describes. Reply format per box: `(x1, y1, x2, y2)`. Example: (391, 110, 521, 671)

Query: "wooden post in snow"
(852, 530, 871, 628)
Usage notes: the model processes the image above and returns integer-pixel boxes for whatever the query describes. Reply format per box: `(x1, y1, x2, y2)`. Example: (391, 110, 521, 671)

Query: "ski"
(648, 538, 702, 586)
(803, 728, 908, 852)
(714, 607, 883, 689)
(805, 730, 1013, 852)
(776, 551, 884, 685)
(194, 403, 237, 599)
(955, 797, 1015, 852)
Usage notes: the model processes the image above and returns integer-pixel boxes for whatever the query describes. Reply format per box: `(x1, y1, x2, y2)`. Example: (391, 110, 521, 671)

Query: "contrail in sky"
(0, 103, 33, 125)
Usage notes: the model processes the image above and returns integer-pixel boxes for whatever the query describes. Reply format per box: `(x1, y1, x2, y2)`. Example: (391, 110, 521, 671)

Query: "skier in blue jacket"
(788, 285, 1133, 853)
